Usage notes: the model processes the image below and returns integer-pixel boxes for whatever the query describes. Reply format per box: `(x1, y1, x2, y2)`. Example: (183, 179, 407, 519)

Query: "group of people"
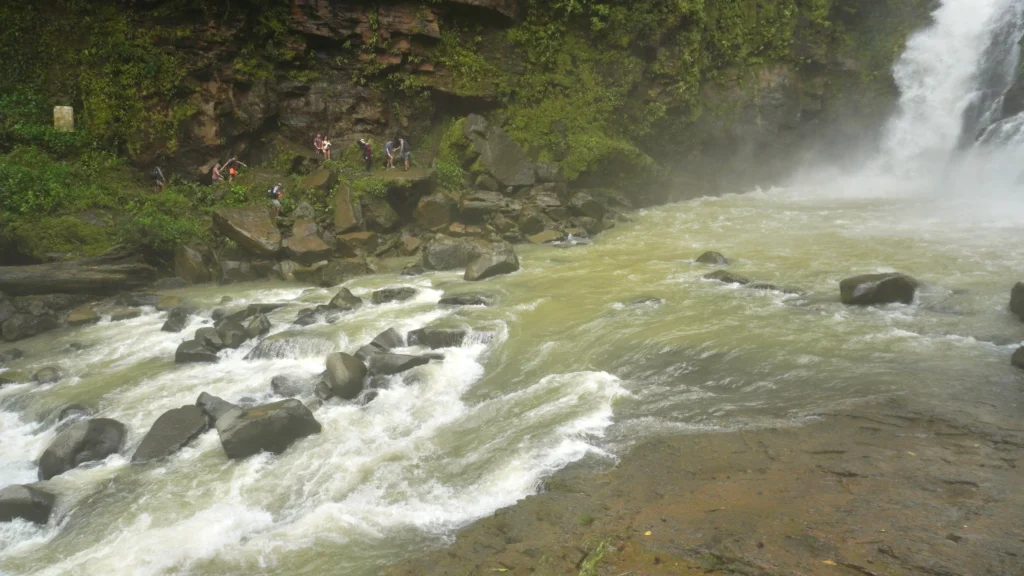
(314, 133, 411, 172)
(212, 156, 247, 183)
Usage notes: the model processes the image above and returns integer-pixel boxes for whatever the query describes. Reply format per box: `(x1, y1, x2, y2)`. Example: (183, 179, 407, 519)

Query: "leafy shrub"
(434, 160, 467, 192)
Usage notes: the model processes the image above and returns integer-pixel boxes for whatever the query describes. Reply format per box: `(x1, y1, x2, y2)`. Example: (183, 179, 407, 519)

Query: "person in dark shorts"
(396, 136, 411, 171)
(151, 166, 166, 193)
(358, 138, 373, 172)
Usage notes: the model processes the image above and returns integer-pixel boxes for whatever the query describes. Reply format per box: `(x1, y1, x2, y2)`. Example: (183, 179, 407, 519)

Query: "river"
(4, 0, 1024, 572)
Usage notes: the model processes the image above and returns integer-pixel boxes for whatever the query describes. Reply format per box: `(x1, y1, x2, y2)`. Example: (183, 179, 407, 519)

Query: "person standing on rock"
(314, 132, 323, 156)
(323, 138, 332, 160)
(384, 139, 396, 169)
(225, 156, 247, 181)
(359, 138, 373, 172)
(151, 166, 166, 193)
(396, 136, 411, 171)
(268, 183, 284, 219)
(211, 162, 223, 184)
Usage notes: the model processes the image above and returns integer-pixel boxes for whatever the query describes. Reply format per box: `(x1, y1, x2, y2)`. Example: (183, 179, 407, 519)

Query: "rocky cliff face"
(2, 0, 930, 194)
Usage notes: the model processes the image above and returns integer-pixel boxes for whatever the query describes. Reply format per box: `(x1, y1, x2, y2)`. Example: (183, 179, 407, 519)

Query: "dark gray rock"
(38, 418, 126, 480)
(402, 263, 426, 277)
(407, 328, 466, 349)
(161, 307, 192, 333)
(370, 328, 405, 351)
(421, 235, 489, 271)
(56, 403, 92, 424)
(215, 399, 322, 459)
(33, 366, 62, 384)
(211, 308, 227, 322)
(216, 320, 248, 349)
(1010, 282, 1024, 321)
(271, 374, 315, 397)
(131, 405, 209, 463)
(465, 244, 520, 281)
(0, 485, 55, 524)
(1012, 346, 1024, 370)
(196, 392, 239, 423)
(245, 314, 272, 340)
(461, 191, 507, 223)
(195, 327, 224, 351)
(372, 287, 417, 304)
(328, 288, 363, 312)
(317, 258, 372, 287)
(463, 114, 536, 187)
(153, 277, 189, 290)
(367, 353, 431, 375)
(324, 352, 368, 400)
(625, 296, 664, 306)
(840, 273, 918, 306)
(354, 344, 380, 362)
(0, 347, 25, 364)
(439, 293, 495, 307)
(569, 192, 605, 221)
(361, 195, 401, 232)
(2, 314, 59, 342)
(704, 270, 751, 285)
(534, 163, 565, 183)
(696, 251, 730, 266)
(175, 340, 220, 364)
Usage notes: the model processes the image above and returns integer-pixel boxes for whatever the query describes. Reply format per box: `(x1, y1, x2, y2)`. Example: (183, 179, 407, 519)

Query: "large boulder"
(175, 340, 220, 364)
(361, 195, 400, 231)
(421, 236, 489, 271)
(840, 273, 918, 306)
(196, 392, 239, 423)
(212, 206, 282, 257)
(372, 287, 417, 304)
(0, 484, 56, 524)
(2, 314, 59, 342)
(415, 192, 456, 230)
(465, 244, 520, 281)
(328, 288, 363, 311)
(174, 245, 212, 285)
(1010, 282, 1024, 321)
(460, 191, 507, 223)
(696, 251, 730, 266)
(282, 219, 333, 265)
(215, 399, 322, 459)
(216, 320, 249, 349)
(131, 405, 209, 463)
(334, 184, 363, 233)
(367, 353, 431, 375)
(195, 327, 225, 350)
(324, 352, 368, 400)
(38, 418, 127, 480)
(370, 327, 405, 350)
(317, 258, 372, 287)
(408, 327, 467, 349)
(66, 305, 100, 327)
(569, 192, 606, 221)
(245, 314, 272, 339)
(463, 114, 535, 187)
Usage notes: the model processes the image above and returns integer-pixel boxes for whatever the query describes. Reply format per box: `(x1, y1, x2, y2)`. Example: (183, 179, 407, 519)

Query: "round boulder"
(34, 366, 63, 384)
(325, 352, 368, 400)
(0, 484, 56, 524)
(38, 418, 127, 480)
(696, 251, 730, 266)
(839, 273, 918, 306)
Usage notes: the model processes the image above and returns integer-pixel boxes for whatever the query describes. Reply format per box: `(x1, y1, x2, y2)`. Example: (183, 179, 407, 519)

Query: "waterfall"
(880, 0, 1024, 168)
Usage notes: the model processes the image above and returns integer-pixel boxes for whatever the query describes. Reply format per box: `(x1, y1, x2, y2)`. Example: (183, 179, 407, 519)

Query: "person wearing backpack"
(151, 166, 166, 193)
(358, 138, 373, 172)
(268, 183, 284, 219)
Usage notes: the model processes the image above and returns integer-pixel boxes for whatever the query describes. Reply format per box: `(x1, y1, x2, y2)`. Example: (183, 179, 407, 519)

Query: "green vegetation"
(578, 539, 612, 576)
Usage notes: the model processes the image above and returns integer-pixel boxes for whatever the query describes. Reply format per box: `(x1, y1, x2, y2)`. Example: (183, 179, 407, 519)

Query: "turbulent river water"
(4, 0, 1024, 573)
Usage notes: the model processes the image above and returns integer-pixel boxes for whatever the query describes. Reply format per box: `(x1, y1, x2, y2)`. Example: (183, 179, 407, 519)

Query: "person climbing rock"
(359, 138, 373, 172)
(314, 132, 323, 156)
(225, 156, 247, 181)
(151, 166, 165, 193)
(268, 183, 284, 219)
(396, 136, 411, 171)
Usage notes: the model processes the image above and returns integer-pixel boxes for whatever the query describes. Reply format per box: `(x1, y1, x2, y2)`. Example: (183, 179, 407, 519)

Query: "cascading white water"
(881, 0, 1024, 169)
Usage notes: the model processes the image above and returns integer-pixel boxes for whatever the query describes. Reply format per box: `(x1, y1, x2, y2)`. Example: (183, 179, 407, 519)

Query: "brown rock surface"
(212, 206, 281, 257)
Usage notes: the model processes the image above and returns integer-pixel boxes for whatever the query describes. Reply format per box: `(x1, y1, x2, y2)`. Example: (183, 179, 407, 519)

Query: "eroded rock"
(38, 418, 126, 480)
(132, 405, 209, 463)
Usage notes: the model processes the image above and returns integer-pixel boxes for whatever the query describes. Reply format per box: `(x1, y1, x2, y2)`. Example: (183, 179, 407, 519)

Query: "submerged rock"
(271, 374, 316, 397)
(132, 405, 209, 463)
(372, 287, 417, 304)
(0, 347, 25, 364)
(215, 399, 322, 459)
(840, 273, 918, 306)
(175, 340, 220, 364)
(33, 366, 62, 384)
(703, 270, 751, 285)
(0, 485, 55, 524)
(696, 251, 730, 266)
(38, 418, 126, 480)
(324, 352, 368, 400)
(407, 328, 467, 349)
(367, 353, 431, 375)
(246, 331, 334, 360)
(439, 293, 495, 307)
